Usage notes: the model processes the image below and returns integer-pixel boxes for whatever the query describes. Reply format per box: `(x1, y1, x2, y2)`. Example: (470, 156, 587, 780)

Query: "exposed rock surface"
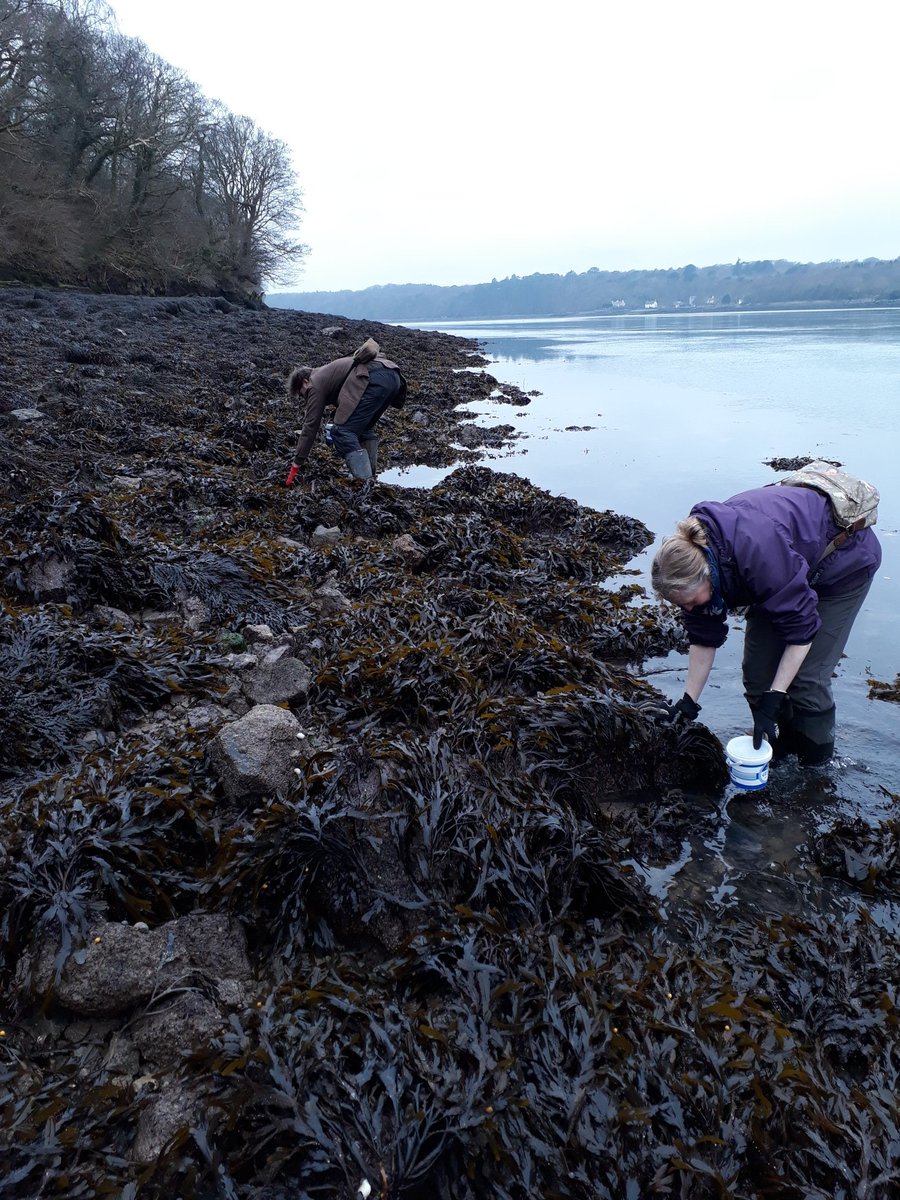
(209, 704, 305, 799)
(26, 914, 253, 1015)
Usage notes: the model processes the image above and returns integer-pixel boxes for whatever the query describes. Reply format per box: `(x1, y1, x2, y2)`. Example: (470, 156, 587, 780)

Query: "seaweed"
(1, 729, 219, 990)
(811, 816, 900, 896)
(868, 673, 900, 704)
(0, 607, 218, 777)
(1, 289, 897, 1198)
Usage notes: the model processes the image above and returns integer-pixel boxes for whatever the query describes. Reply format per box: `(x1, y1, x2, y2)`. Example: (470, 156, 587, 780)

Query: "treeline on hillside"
(270, 257, 900, 321)
(0, 0, 305, 297)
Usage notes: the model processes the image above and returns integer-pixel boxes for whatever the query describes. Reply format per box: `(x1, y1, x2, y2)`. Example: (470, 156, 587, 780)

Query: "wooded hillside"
(0, 0, 305, 297)
(271, 257, 900, 321)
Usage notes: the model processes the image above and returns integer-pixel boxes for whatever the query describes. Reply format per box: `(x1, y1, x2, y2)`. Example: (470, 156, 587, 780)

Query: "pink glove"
(284, 463, 300, 487)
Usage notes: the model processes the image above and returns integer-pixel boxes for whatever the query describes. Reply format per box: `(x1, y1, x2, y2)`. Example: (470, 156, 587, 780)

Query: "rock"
(90, 605, 136, 631)
(179, 596, 210, 631)
(276, 536, 306, 552)
(392, 533, 426, 567)
(320, 326, 345, 337)
(130, 990, 224, 1069)
(27, 914, 252, 1015)
(208, 704, 304, 799)
(243, 623, 275, 643)
(9, 407, 45, 424)
(225, 652, 258, 670)
(218, 630, 246, 652)
(103, 1031, 141, 1075)
(410, 410, 428, 426)
(221, 683, 251, 716)
(26, 555, 75, 600)
(213, 978, 253, 1008)
(456, 424, 484, 447)
(140, 609, 179, 626)
(183, 703, 229, 732)
(112, 475, 142, 491)
(314, 583, 352, 614)
(242, 656, 311, 705)
(132, 1086, 203, 1164)
(310, 524, 342, 547)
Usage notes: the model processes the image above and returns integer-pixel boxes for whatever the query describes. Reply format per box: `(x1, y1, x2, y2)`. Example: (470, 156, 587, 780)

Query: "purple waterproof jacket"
(680, 485, 881, 649)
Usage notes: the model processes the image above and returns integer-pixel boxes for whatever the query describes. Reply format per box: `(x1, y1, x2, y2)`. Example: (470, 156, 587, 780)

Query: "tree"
(0, 0, 43, 136)
(194, 108, 307, 290)
(0, 1, 308, 293)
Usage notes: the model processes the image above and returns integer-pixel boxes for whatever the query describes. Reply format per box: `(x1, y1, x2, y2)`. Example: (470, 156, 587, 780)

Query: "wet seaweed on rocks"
(811, 815, 900, 896)
(1, 727, 220, 991)
(0, 606, 218, 776)
(1, 290, 897, 1198)
(868, 673, 900, 704)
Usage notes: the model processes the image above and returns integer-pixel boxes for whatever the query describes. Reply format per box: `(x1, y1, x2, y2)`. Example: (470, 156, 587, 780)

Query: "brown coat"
(292, 354, 405, 464)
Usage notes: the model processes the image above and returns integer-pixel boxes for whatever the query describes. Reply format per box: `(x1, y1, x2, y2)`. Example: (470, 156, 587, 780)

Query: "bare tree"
(196, 108, 307, 289)
(0, 0, 308, 293)
(0, 0, 40, 136)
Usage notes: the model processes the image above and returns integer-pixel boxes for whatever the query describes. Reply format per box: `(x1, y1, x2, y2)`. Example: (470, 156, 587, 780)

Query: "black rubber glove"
(751, 690, 791, 749)
(640, 692, 701, 726)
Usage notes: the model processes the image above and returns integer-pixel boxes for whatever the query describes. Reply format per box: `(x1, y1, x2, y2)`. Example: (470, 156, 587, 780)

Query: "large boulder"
(208, 703, 304, 799)
(242, 647, 312, 705)
(26, 914, 252, 1016)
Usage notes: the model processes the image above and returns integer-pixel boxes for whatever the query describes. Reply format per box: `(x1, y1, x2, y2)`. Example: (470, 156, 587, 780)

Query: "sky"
(106, 0, 900, 294)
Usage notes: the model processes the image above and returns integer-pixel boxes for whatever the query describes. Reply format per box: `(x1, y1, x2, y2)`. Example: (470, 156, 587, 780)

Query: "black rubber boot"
(794, 733, 835, 766)
(345, 449, 373, 481)
(791, 705, 836, 766)
(770, 721, 798, 762)
(362, 435, 378, 477)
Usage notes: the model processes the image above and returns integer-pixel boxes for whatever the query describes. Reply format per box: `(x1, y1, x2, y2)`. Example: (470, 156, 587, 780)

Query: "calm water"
(387, 308, 900, 922)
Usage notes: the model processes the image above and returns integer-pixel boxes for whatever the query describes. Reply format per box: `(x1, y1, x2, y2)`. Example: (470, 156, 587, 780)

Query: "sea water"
(387, 308, 900, 921)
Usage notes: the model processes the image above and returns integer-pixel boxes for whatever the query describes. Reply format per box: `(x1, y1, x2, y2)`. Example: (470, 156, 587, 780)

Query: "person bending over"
(284, 339, 406, 485)
(650, 483, 880, 765)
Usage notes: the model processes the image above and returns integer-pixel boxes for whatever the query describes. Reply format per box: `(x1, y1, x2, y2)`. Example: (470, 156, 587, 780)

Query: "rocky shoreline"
(1, 290, 897, 1197)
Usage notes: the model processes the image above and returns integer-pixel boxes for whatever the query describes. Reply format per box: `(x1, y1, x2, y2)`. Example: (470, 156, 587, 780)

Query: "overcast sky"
(107, 0, 899, 293)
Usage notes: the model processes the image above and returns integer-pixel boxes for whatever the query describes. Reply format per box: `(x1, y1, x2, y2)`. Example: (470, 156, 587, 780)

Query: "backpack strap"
(815, 516, 867, 565)
(809, 517, 867, 583)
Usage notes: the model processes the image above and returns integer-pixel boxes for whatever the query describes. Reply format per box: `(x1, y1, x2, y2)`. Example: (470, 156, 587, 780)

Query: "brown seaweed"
(1, 290, 897, 1199)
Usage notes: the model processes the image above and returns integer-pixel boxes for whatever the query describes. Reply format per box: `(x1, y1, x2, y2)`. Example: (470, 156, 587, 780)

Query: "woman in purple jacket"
(650, 484, 881, 765)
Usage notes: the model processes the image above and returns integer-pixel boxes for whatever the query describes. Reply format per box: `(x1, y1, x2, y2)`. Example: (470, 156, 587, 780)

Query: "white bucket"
(725, 735, 773, 790)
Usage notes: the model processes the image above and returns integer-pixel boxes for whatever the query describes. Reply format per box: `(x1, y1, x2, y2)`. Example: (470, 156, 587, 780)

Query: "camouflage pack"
(777, 460, 879, 533)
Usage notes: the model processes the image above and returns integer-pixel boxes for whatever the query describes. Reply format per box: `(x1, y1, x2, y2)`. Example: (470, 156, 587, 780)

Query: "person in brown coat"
(284, 339, 406, 485)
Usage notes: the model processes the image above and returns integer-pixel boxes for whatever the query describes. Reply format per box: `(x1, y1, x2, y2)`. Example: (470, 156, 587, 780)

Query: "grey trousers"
(742, 577, 872, 755)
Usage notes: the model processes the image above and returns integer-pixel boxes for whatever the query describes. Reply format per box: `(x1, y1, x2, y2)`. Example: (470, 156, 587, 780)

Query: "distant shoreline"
(391, 300, 900, 325)
(268, 256, 900, 324)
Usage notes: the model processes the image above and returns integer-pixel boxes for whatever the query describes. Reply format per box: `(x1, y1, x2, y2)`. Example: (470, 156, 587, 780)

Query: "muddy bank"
(1, 290, 897, 1197)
